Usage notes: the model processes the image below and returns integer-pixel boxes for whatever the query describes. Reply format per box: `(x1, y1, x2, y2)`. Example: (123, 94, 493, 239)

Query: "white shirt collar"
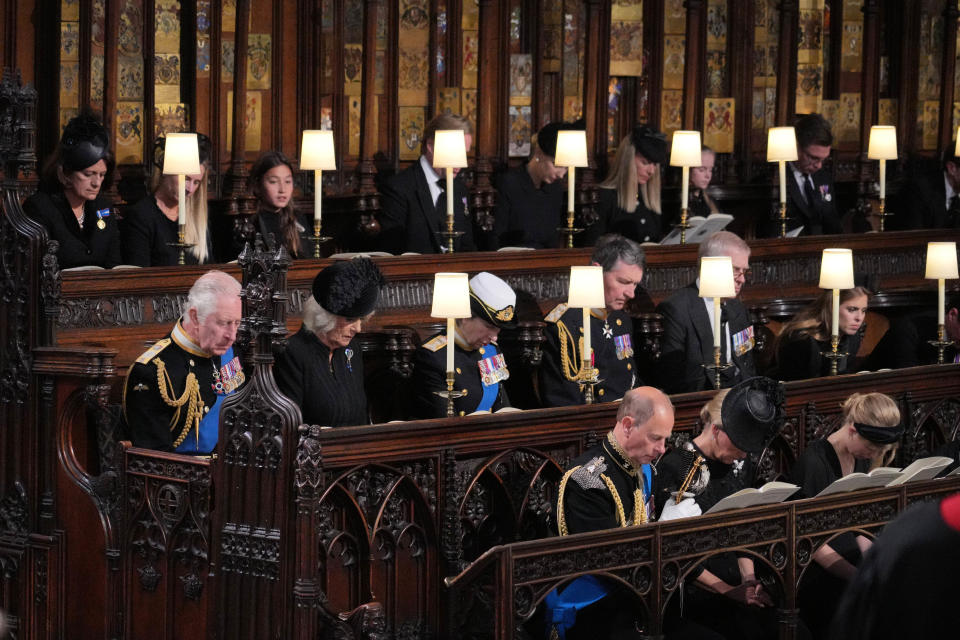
(420, 155, 444, 206)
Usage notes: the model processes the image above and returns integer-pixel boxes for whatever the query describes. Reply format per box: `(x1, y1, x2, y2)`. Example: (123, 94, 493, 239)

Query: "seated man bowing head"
(413, 272, 516, 417)
(540, 233, 644, 407)
(124, 270, 245, 453)
(657, 231, 757, 393)
(275, 258, 386, 427)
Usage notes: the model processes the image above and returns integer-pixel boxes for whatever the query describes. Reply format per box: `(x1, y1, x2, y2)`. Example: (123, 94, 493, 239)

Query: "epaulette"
(422, 334, 447, 352)
(569, 456, 607, 490)
(135, 338, 171, 365)
(545, 302, 569, 324)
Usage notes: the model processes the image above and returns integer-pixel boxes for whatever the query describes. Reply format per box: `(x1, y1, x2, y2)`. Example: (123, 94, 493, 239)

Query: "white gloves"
(659, 496, 702, 521)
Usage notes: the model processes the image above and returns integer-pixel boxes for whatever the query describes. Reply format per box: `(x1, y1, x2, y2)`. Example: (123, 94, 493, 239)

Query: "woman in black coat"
(773, 285, 872, 380)
(22, 110, 121, 269)
(244, 151, 310, 257)
(121, 134, 214, 266)
(582, 124, 666, 245)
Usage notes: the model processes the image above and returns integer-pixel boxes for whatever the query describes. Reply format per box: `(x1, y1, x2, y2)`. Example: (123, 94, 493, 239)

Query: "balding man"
(657, 231, 757, 393)
(123, 270, 245, 453)
(549, 387, 701, 640)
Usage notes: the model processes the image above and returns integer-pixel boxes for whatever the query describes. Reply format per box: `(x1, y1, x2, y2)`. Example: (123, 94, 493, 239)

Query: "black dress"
(774, 330, 863, 381)
(274, 326, 368, 427)
(789, 438, 869, 639)
(121, 195, 214, 266)
(492, 165, 565, 249)
(582, 186, 662, 245)
(22, 190, 122, 269)
(250, 207, 311, 257)
(412, 332, 510, 418)
(655, 442, 781, 640)
(539, 303, 638, 407)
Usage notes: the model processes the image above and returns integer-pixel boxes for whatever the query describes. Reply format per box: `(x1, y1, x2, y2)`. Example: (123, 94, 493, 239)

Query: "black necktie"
(435, 179, 447, 221)
(803, 174, 818, 207)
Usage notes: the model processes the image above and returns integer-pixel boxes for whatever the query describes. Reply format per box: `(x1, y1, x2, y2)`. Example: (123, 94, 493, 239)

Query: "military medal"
(614, 334, 634, 360)
(602, 320, 613, 339)
(477, 353, 509, 386)
(95, 207, 110, 230)
(345, 348, 354, 372)
(213, 356, 244, 393)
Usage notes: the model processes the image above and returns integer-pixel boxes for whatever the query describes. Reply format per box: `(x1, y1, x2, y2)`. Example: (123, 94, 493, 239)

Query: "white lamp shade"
(926, 242, 959, 279)
(567, 266, 606, 308)
(431, 272, 472, 318)
(553, 130, 589, 167)
(300, 130, 337, 170)
(669, 130, 702, 167)
(766, 127, 799, 162)
(698, 256, 736, 298)
(432, 130, 468, 168)
(819, 249, 855, 289)
(162, 133, 201, 175)
(867, 126, 897, 160)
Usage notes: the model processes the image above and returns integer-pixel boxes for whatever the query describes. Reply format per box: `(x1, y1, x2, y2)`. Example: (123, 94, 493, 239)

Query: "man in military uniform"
(123, 270, 244, 454)
(539, 234, 644, 407)
(413, 272, 516, 417)
(549, 387, 699, 639)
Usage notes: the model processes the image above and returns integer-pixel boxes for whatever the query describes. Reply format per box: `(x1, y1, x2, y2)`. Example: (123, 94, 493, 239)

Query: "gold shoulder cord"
(555, 321, 584, 382)
(557, 467, 646, 536)
(153, 360, 204, 449)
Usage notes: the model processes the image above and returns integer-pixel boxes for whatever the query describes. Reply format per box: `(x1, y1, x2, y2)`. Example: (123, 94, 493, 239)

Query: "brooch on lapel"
(345, 348, 354, 372)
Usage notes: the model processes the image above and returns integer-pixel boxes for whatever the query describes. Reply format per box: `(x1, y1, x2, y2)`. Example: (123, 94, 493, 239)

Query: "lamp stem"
(446, 167, 455, 252)
(177, 173, 187, 265)
(566, 165, 576, 248)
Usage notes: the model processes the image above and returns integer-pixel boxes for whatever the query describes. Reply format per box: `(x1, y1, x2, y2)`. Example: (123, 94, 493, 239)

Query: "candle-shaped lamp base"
(928, 324, 955, 365)
(166, 227, 195, 266)
(676, 207, 691, 244)
(778, 202, 788, 238)
(821, 335, 847, 376)
(703, 346, 733, 390)
(432, 370, 467, 417)
(578, 366, 600, 404)
(875, 198, 894, 232)
(304, 221, 333, 259)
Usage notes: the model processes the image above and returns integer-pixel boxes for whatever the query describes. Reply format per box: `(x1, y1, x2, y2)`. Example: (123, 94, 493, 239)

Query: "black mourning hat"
(630, 124, 667, 164)
(720, 376, 785, 454)
(536, 120, 585, 159)
(60, 111, 110, 171)
(311, 257, 386, 318)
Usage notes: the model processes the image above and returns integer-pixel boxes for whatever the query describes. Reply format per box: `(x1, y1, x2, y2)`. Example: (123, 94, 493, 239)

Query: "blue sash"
(175, 346, 238, 455)
(546, 463, 653, 638)
(476, 343, 503, 412)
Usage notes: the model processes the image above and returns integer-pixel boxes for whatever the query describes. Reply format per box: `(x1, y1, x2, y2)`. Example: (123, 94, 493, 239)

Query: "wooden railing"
(444, 477, 960, 639)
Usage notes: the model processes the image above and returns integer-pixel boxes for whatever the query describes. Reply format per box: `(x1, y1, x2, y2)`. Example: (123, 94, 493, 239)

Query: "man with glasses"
(656, 231, 757, 393)
(780, 113, 842, 236)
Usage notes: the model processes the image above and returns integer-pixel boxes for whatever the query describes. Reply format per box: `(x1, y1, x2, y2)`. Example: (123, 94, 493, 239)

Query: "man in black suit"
(779, 113, 842, 236)
(656, 231, 757, 393)
(866, 291, 960, 369)
(894, 149, 960, 230)
(377, 113, 478, 254)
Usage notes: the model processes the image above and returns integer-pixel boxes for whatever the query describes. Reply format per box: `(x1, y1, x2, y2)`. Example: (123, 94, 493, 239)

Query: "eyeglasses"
(733, 267, 752, 280)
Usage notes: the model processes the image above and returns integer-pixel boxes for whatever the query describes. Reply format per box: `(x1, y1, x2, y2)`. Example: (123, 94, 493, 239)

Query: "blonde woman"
(122, 134, 214, 266)
(583, 124, 665, 245)
(789, 392, 903, 638)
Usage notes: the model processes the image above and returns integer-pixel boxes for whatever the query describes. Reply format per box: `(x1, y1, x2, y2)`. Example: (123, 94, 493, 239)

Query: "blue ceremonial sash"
(476, 344, 504, 412)
(545, 463, 653, 638)
(175, 346, 239, 455)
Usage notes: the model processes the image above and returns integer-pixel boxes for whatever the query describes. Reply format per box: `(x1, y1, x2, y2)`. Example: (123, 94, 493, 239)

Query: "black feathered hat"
(720, 376, 785, 454)
(312, 257, 386, 318)
(630, 124, 667, 164)
(60, 111, 110, 171)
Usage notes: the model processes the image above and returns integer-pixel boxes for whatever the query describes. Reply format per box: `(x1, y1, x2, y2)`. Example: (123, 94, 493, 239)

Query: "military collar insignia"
(171, 320, 211, 358)
(604, 431, 639, 476)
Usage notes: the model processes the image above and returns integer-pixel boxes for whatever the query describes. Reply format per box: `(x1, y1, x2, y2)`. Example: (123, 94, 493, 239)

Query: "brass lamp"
(669, 130, 702, 244)
(925, 242, 959, 363)
(698, 256, 736, 389)
(867, 125, 897, 232)
(430, 272, 472, 416)
(568, 265, 605, 403)
(766, 127, 799, 238)
(162, 133, 201, 265)
(300, 130, 337, 257)
(554, 129, 589, 248)
(432, 130, 468, 253)
(819, 248, 855, 375)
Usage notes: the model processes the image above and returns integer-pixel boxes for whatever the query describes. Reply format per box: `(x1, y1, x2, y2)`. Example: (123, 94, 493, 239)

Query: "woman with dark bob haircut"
(23, 109, 121, 269)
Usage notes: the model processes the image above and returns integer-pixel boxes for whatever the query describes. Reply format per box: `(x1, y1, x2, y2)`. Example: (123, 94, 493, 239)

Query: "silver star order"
(602, 321, 613, 338)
